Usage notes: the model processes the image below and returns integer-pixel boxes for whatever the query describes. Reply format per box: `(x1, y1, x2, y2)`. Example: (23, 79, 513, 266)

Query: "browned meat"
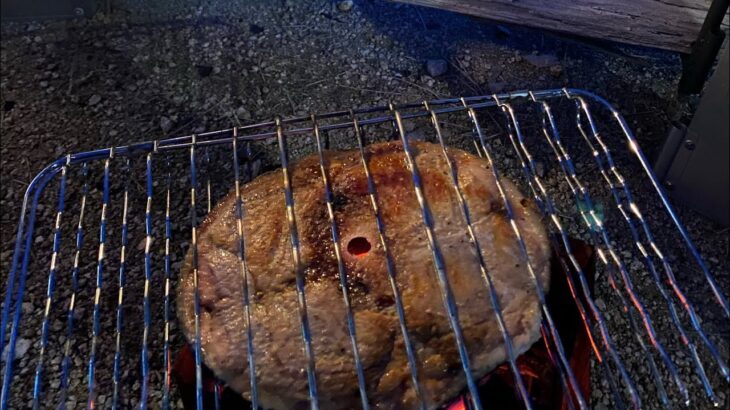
(177, 141, 550, 409)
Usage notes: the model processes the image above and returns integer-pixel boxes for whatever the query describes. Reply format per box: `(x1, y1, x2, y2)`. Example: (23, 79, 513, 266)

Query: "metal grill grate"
(1, 89, 727, 410)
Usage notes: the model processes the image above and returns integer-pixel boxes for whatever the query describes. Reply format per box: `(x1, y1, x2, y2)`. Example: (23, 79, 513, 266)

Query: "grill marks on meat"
(177, 141, 550, 409)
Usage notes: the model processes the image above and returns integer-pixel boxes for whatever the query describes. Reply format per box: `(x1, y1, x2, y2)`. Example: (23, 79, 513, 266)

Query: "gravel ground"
(1, 1, 728, 409)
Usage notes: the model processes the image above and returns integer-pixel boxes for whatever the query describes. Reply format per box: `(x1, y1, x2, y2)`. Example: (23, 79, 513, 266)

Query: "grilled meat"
(177, 141, 550, 409)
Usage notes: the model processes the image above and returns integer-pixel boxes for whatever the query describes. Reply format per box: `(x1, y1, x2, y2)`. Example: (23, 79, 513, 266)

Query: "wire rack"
(1, 88, 728, 410)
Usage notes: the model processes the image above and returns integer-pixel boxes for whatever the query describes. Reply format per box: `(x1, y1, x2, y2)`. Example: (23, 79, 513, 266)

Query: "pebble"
(235, 106, 252, 121)
(534, 161, 546, 178)
(88, 94, 102, 106)
(336, 0, 354, 12)
(160, 116, 173, 133)
(2, 338, 31, 361)
(426, 59, 448, 77)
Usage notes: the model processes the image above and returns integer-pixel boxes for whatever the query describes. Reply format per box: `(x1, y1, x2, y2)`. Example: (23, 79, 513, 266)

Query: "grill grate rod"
(424, 101, 534, 410)
(276, 118, 320, 410)
(352, 112, 426, 409)
(536, 98, 673, 408)
(202, 143, 225, 410)
(189, 134, 205, 410)
(161, 158, 174, 409)
(543, 97, 669, 407)
(31, 161, 69, 409)
(231, 128, 259, 408)
(2, 89, 728, 410)
(312, 115, 371, 410)
(140, 151, 155, 408)
(57, 163, 89, 409)
(495, 97, 641, 408)
(609, 112, 730, 320)
(1, 161, 59, 410)
(391, 105, 483, 410)
(86, 150, 113, 409)
(544, 97, 676, 407)
(463, 100, 588, 409)
(569, 94, 727, 401)
(112, 157, 132, 409)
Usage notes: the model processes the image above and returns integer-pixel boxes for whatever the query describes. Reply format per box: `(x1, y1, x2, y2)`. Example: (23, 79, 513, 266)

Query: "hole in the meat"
(347, 236, 371, 257)
(201, 302, 214, 314)
(520, 198, 529, 207)
(375, 295, 395, 308)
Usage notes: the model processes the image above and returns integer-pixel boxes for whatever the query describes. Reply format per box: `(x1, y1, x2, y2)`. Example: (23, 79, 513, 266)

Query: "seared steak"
(177, 141, 550, 409)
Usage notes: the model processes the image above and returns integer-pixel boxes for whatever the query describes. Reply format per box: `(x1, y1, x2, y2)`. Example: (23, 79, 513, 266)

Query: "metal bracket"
(678, 0, 729, 94)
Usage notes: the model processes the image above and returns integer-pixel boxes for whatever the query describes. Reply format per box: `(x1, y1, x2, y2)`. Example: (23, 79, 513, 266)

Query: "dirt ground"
(1, 1, 727, 409)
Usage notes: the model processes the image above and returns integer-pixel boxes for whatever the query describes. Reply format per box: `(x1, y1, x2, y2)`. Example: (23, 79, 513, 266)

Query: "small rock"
(40, 81, 49, 88)
(595, 298, 606, 311)
(336, 0, 353, 12)
(88, 94, 102, 106)
(235, 106, 252, 121)
(426, 59, 448, 77)
(534, 161, 546, 178)
(2, 338, 31, 361)
(160, 116, 173, 133)
(21, 303, 33, 315)
(524, 54, 560, 68)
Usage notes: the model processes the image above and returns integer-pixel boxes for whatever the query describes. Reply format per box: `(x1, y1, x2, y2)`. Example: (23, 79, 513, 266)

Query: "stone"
(160, 116, 173, 133)
(88, 94, 102, 106)
(2, 338, 31, 361)
(235, 106, 252, 121)
(337, 0, 353, 12)
(426, 59, 448, 77)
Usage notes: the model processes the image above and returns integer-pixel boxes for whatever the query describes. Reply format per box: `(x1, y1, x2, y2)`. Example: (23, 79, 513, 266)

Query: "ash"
(1, 1, 727, 409)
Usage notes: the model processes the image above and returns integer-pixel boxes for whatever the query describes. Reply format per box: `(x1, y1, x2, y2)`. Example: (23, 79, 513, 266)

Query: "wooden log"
(391, 0, 729, 53)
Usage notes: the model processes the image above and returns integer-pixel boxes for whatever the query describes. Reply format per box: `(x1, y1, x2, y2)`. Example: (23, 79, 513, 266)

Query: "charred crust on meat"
(332, 192, 350, 211)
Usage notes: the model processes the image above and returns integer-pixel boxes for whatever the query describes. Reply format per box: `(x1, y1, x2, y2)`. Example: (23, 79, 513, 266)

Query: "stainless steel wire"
(424, 102, 533, 410)
(1, 89, 727, 410)
(57, 163, 89, 410)
(31, 159, 69, 410)
(311, 115, 370, 410)
(462, 98, 588, 409)
(351, 111, 426, 410)
(86, 149, 114, 409)
(391, 104, 483, 410)
(275, 118, 320, 410)
(230, 128, 259, 408)
(111, 157, 131, 410)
